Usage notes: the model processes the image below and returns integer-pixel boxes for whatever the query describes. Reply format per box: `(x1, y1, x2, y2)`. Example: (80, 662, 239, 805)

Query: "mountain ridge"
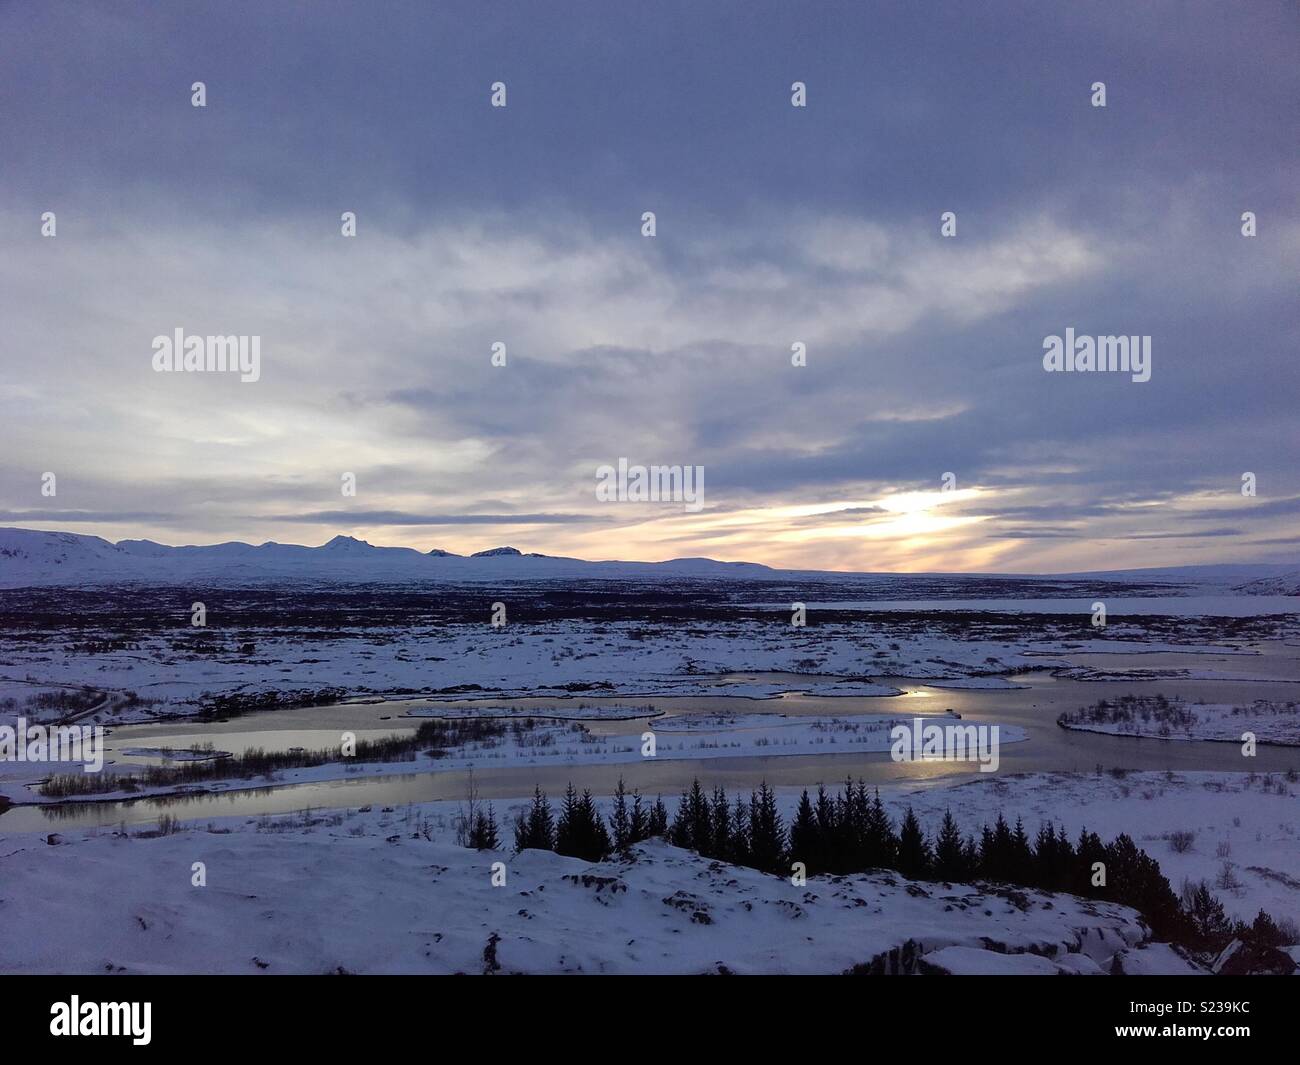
(0, 526, 778, 586)
(0, 526, 1296, 590)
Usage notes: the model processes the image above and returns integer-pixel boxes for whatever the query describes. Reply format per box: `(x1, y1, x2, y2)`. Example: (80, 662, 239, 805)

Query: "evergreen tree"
(1104, 833, 1186, 942)
(1245, 909, 1285, 950)
(647, 795, 669, 838)
(846, 779, 871, 870)
(829, 782, 851, 872)
(789, 789, 819, 873)
(747, 781, 787, 874)
(583, 788, 612, 859)
(729, 795, 751, 866)
(1032, 821, 1054, 889)
(1056, 823, 1075, 862)
(981, 814, 1014, 882)
(933, 809, 967, 881)
(628, 789, 649, 846)
(555, 784, 611, 862)
(687, 779, 712, 855)
(1072, 827, 1108, 897)
(670, 787, 693, 848)
(813, 784, 836, 867)
(896, 806, 932, 879)
(1009, 816, 1035, 884)
(609, 778, 631, 852)
(863, 788, 897, 870)
(469, 803, 499, 850)
(1183, 881, 1234, 951)
(514, 786, 556, 852)
(709, 785, 732, 859)
(978, 824, 995, 879)
(555, 783, 583, 855)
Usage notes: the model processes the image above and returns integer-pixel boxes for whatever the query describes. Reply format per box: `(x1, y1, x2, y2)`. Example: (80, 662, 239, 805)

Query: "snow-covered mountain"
(0, 526, 1296, 590)
(0, 527, 779, 586)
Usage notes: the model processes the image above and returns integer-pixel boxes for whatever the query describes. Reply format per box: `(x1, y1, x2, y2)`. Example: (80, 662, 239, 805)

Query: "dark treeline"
(512, 780, 668, 857)
(197, 687, 348, 721)
(501, 775, 1291, 958)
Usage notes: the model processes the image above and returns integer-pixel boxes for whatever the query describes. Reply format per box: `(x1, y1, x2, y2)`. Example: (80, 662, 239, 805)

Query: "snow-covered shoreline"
(2, 713, 1029, 807)
(1057, 696, 1300, 746)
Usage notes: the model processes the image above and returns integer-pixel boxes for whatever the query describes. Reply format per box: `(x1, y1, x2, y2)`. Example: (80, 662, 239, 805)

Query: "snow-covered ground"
(1, 528, 1294, 726)
(1, 537, 1295, 975)
(1055, 665, 1300, 684)
(0, 620, 1003, 720)
(0, 619, 1282, 728)
(885, 771, 1299, 927)
(0, 802, 1152, 976)
(1058, 697, 1300, 746)
(1, 769, 1291, 974)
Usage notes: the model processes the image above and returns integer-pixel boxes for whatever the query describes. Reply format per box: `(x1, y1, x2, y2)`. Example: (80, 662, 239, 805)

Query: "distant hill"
(1232, 570, 1300, 596)
(0, 526, 1295, 591)
(0, 527, 778, 587)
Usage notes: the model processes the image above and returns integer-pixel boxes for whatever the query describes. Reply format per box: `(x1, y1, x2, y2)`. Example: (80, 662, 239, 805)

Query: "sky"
(1, 0, 1297, 573)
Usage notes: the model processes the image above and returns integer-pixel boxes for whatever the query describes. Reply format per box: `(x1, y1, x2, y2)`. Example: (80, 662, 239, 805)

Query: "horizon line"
(2, 525, 1295, 580)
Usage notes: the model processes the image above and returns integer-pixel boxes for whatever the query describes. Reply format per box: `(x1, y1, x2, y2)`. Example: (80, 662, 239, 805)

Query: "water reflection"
(4, 646, 1298, 833)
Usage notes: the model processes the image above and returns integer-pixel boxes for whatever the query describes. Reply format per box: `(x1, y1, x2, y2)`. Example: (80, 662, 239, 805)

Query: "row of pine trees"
(509, 781, 669, 858)
(467, 776, 1282, 954)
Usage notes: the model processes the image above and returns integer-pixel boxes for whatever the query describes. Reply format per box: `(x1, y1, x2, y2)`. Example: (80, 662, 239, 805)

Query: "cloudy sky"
(1, 1, 1297, 572)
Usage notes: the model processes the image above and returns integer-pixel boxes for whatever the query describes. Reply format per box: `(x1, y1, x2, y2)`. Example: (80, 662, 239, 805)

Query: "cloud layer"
(1, 1, 1296, 571)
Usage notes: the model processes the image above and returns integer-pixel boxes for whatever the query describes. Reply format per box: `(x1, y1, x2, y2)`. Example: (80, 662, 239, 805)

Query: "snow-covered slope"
(1234, 570, 1300, 596)
(1, 820, 1161, 975)
(0, 528, 778, 587)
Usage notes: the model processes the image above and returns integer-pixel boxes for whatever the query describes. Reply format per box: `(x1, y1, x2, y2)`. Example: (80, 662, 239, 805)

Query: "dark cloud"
(0, 2, 1295, 568)
(1122, 527, 1243, 540)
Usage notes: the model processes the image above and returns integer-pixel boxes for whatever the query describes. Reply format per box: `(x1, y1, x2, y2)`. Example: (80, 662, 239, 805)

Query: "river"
(3, 644, 1298, 832)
